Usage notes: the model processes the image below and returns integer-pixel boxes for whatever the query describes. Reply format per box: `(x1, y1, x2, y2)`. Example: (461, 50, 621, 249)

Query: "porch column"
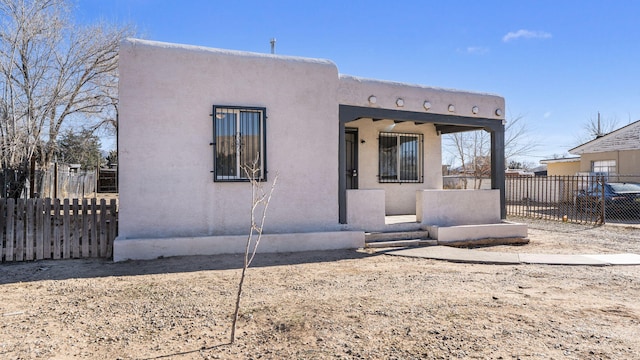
(338, 120, 347, 224)
(490, 124, 506, 219)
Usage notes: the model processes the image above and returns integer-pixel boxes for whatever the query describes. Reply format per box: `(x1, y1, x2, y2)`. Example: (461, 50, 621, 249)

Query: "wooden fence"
(0, 198, 117, 262)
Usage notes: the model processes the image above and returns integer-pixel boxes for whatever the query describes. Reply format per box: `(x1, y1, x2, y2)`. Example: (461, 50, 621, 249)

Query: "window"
(213, 106, 266, 181)
(378, 132, 423, 183)
(591, 160, 616, 175)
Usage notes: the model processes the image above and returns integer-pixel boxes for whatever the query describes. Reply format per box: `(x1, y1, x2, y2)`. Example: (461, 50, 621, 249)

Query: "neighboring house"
(569, 119, 640, 179)
(540, 157, 581, 176)
(115, 39, 525, 261)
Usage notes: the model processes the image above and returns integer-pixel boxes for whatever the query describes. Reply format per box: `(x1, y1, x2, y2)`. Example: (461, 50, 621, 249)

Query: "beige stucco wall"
(118, 39, 341, 239)
(417, 189, 500, 226)
(546, 161, 581, 176)
(344, 118, 441, 215)
(579, 150, 640, 175)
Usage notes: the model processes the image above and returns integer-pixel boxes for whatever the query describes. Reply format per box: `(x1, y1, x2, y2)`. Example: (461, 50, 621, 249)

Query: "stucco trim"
(123, 38, 338, 68)
(113, 231, 365, 262)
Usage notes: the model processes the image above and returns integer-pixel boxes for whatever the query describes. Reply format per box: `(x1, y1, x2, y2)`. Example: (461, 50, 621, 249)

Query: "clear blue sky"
(75, 0, 640, 165)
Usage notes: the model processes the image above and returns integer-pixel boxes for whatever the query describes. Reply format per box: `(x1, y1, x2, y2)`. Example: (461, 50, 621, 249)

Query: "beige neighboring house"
(114, 39, 526, 262)
(568, 119, 640, 179)
(540, 157, 581, 176)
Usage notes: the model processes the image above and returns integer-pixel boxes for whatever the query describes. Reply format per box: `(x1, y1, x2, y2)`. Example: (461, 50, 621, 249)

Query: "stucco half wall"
(114, 232, 365, 262)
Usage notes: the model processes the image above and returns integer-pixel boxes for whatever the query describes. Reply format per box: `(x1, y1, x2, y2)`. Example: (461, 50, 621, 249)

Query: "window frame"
(378, 132, 423, 183)
(212, 105, 267, 182)
(591, 159, 616, 175)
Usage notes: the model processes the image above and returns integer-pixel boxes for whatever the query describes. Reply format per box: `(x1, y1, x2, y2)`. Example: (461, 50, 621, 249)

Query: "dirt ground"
(1, 218, 640, 359)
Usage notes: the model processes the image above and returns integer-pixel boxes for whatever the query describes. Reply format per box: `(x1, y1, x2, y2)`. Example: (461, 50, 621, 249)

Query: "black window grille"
(378, 132, 423, 183)
(212, 106, 266, 181)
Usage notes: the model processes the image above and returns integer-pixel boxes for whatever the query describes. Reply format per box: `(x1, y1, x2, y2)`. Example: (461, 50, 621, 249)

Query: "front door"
(345, 128, 358, 189)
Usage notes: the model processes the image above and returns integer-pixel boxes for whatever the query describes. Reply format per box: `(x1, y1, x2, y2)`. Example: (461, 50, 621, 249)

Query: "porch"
(336, 76, 526, 245)
(347, 188, 528, 245)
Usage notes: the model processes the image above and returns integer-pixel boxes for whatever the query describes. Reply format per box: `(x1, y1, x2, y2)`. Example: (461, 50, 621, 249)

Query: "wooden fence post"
(82, 198, 89, 257)
(43, 198, 51, 259)
(106, 198, 117, 258)
(25, 199, 35, 261)
(90, 198, 98, 257)
(53, 199, 61, 259)
(15, 200, 24, 261)
(35, 199, 44, 260)
(72, 199, 80, 258)
(63, 199, 70, 258)
(5, 199, 14, 261)
(99, 199, 107, 257)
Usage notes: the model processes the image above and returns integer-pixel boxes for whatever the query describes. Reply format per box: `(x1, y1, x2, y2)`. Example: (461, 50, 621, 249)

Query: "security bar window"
(213, 106, 266, 181)
(379, 132, 423, 183)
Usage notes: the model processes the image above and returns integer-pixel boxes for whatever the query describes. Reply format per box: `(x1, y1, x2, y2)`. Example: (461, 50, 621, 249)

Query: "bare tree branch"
(230, 155, 278, 344)
(444, 114, 538, 183)
(0, 0, 132, 184)
(574, 112, 621, 146)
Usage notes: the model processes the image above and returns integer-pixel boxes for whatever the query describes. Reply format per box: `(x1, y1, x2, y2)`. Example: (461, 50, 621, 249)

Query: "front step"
(365, 230, 433, 248)
(365, 230, 429, 242)
(366, 239, 437, 248)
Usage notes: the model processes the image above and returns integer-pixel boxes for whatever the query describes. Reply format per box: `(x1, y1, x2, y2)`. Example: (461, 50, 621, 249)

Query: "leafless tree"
(445, 114, 537, 188)
(230, 157, 278, 344)
(448, 129, 490, 188)
(0, 0, 132, 196)
(574, 112, 621, 145)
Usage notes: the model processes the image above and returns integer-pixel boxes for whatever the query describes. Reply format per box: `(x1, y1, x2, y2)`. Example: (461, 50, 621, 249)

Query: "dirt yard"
(1, 218, 640, 359)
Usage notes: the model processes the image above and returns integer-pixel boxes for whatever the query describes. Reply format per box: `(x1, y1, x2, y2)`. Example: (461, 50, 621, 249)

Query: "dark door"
(345, 128, 358, 189)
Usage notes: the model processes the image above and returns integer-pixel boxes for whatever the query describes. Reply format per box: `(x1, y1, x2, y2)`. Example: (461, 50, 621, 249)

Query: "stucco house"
(114, 39, 525, 261)
(568, 119, 640, 180)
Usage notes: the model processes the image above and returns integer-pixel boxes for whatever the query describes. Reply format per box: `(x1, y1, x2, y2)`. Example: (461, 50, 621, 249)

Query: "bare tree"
(0, 0, 132, 196)
(444, 114, 537, 188)
(574, 112, 621, 145)
(448, 129, 490, 189)
(230, 157, 278, 344)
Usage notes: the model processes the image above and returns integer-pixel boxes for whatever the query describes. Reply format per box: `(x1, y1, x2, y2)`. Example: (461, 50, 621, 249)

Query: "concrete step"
(365, 230, 430, 243)
(365, 239, 437, 248)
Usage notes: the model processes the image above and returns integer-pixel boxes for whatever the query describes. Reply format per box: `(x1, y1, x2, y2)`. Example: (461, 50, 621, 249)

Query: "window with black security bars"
(212, 106, 266, 181)
(378, 132, 423, 183)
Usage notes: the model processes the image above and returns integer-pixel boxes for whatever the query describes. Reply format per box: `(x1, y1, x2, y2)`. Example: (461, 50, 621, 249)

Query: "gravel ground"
(1, 218, 639, 359)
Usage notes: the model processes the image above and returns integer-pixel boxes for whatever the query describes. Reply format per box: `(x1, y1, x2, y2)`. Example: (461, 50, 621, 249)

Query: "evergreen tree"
(57, 129, 102, 170)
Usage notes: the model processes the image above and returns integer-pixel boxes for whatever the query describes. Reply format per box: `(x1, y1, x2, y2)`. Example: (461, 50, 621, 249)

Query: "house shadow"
(0, 248, 378, 285)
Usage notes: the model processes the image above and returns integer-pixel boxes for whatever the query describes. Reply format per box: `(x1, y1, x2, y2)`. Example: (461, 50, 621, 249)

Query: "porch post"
(338, 120, 347, 224)
(490, 124, 506, 219)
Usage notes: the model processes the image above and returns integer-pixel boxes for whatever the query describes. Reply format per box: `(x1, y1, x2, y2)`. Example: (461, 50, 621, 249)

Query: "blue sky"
(75, 0, 640, 164)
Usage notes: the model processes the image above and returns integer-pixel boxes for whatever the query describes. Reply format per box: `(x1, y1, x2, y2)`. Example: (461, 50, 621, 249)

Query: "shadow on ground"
(0, 249, 376, 285)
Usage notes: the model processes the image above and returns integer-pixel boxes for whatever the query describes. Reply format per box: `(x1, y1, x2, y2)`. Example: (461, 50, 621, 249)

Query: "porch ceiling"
(369, 119, 484, 134)
(340, 105, 503, 133)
